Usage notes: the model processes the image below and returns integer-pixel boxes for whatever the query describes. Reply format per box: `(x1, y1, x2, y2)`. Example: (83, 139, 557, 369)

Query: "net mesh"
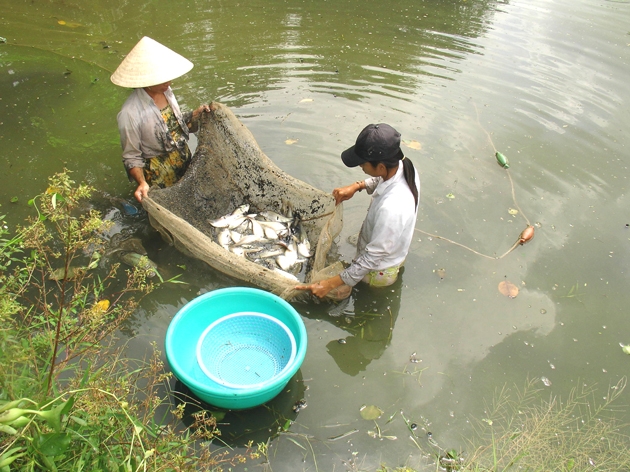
(142, 102, 344, 300)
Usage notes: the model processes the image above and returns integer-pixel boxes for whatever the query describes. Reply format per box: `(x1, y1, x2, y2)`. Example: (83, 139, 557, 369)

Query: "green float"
(496, 151, 510, 169)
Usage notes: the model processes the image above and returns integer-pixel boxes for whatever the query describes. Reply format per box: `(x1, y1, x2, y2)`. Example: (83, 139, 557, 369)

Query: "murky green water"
(2, 0, 630, 469)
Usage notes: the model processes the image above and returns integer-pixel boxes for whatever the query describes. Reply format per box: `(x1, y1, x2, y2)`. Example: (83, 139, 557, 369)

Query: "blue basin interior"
(165, 287, 307, 409)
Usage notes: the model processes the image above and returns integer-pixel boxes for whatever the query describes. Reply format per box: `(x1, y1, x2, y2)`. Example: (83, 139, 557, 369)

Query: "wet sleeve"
(118, 110, 145, 172)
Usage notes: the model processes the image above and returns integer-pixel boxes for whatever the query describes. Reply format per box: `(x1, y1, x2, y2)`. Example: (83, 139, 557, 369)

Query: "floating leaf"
(285, 138, 298, 145)
(10, 196, 18, 203)
(498, 280, 519, 298)
(435, 268, 446, 279)
(402, 139, 422, 150)
(299, 98, 314, 103)
(446, 193, 455, 199)
(360, 404, 383, 420)
(621, 344, 630, 355)
(508, 208, 518, 215)
(57, 20, 66, 25)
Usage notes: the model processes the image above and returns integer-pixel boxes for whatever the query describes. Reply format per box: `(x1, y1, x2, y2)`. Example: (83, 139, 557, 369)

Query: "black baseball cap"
(341, 123, 403, 168)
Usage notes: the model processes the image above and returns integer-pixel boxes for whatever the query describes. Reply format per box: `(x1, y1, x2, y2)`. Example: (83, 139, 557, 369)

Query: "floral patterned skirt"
(143, 146, 191, 188)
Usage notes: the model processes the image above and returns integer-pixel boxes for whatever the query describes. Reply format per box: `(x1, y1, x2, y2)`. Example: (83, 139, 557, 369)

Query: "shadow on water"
(302, 273, 404, 377)
(171, 371, 306, 447)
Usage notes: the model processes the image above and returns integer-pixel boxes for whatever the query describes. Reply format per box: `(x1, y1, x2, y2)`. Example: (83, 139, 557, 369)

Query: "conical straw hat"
(110, 36, 194, 88)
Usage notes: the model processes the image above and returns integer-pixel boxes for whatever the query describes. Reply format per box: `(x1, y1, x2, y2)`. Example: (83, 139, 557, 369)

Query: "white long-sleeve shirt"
(340, 161, 420, 286)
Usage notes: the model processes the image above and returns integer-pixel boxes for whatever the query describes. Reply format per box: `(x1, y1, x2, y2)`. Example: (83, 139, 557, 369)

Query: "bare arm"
(332, 180, 364, 205)
(296, 275, 345, 298)
(128, 167, 150, 203)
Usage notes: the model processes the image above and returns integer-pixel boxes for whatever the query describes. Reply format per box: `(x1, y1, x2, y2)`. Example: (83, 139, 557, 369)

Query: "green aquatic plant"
(461, 377, 630, 471)
(0, 171, 257, 471)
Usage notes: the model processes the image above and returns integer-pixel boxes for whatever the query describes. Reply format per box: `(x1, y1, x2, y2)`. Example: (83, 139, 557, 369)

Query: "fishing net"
(142, 103, 344, 300)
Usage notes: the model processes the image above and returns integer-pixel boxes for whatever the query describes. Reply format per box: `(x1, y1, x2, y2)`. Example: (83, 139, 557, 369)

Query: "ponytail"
(376, 152, 419, 209)
(401, 157, 419, 209)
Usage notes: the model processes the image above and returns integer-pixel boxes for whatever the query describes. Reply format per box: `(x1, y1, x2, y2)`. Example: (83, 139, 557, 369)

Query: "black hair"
(375, 151, 419, 208)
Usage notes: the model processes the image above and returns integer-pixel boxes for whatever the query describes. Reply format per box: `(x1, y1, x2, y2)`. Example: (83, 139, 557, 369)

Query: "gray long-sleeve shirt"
(117, 87, 195, 174)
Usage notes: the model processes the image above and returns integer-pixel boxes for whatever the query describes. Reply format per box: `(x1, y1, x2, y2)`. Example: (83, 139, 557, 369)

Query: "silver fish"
(231, 218, 250, 233)
(232, 234, 268, 247)
(256, 219, 288, 232)
(295, 224, 312, 258)
(210, 213, 241, 228)
(259, 210, 293, 224)
(251, 245, 285, 260)
(248, 217, 266, 238)
(262, 226, 279, 240)
(228, 215, 248, 230)
(229, 230, 243, 243)
(217, 228, 231, 248)
(232, 204, 250, 216)
(276, 239, 298, 271)
(209, 204, 250, 228)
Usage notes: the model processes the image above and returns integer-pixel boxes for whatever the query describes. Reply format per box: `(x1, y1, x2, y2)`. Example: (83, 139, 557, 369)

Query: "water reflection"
(324, 275, 404, 376)
(172, 372, 306, 447)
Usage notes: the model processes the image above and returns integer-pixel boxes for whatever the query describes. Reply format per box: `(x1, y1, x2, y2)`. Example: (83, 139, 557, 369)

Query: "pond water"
(2, 0, 630, 469)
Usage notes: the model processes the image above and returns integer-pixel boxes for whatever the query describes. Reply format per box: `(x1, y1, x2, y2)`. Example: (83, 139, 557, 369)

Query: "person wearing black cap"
(297, 123, 420, 299)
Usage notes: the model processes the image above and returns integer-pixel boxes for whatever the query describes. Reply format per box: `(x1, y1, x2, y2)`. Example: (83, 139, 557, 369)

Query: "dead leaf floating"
(402, 139, 422, 150)
(284, 138, 298, 145)
(299, 98, 314, 103)
(498, 280, 519, 298)
(57, 19, 83, 28)
(360, 404, 383, 420)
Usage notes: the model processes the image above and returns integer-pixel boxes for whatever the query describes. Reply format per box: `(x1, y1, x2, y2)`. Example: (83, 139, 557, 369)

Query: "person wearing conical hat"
(111, 36, 213, 203)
